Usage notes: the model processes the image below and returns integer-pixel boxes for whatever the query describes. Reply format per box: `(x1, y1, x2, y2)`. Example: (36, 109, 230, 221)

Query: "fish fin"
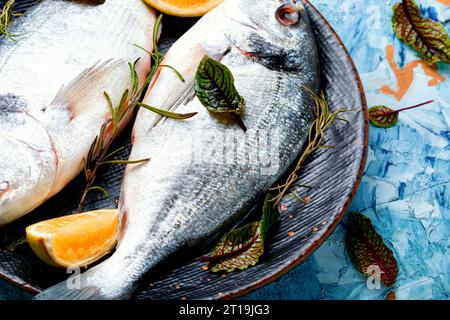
(146, 45, 227, 128)
(50, 60, 123, 120)
(152, 80, 197, 128)
(34, 266, 110, 300)
(34, 264, 134, 300)
(33, 282, 103, 300)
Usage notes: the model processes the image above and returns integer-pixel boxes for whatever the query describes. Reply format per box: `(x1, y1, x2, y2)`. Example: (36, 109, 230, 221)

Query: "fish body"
(37, 0, 320, 300)
(0, 0, 156, 225)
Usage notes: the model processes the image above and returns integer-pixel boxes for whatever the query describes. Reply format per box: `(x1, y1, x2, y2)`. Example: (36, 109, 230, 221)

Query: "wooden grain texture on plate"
(0, 0, 368, 300)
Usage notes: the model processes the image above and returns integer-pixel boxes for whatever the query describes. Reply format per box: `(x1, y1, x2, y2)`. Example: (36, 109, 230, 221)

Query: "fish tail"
(34, 282, 103, 300)
(33, 266, 115, 300)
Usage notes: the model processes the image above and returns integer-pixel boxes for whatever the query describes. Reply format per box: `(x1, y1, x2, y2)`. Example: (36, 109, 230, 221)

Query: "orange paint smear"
(380, 45, 445, 101)
(436, 0, 450, 6)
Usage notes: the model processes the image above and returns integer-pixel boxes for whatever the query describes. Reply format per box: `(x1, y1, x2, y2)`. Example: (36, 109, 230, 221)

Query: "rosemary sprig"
(2, 232, 27, 252)
(270, 87, 351, 207)
(136, 102, 197, 119)
(78, 15, 196, 211)
(0, 0, 21, 40)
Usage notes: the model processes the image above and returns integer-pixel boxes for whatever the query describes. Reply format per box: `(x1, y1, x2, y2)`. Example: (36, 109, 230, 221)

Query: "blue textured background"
(1, 0, 449, 300)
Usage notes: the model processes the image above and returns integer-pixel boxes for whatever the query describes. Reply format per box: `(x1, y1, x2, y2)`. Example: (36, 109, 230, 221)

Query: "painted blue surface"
(1, 0, 449, 300)
(244, 0, 450, 300)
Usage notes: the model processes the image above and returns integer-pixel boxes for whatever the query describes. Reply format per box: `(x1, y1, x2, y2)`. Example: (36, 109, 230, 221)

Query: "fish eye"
(276, 4, 300, 26)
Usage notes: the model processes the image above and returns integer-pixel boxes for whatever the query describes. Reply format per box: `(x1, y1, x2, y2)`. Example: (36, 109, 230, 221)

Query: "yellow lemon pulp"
(26, 209, 119, 268)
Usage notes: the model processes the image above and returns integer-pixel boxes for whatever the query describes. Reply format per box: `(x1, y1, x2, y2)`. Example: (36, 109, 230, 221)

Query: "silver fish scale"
(35, 0, 321, 300)
(0, 0, 151, 109)
(95, 55, 319, 298)
(0, 0, 156, 225)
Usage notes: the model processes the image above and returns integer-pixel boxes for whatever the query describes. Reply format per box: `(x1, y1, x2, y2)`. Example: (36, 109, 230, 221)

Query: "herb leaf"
(368, 100, 433, 128)
(368, 106, 399, 128)
(194, 55, 245, 114)
(5, 236, 27, 252)
(98, 158, 150, 166)
(346, 212, 398, 287)
(392, 0, 450, 64)
(260, 193, 280, 237)
(161, 65, 185, 83)
(136, 102, 197, 120)
(205, 222, 263, 272)
(201, 194, 279, 273)
(87, 186, 108, 197)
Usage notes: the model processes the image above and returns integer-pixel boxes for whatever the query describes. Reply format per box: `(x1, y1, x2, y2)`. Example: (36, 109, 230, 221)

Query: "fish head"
(0, 134, 57, 225)
(0, 137, 41, 225)
(0, 95, 57, 226)
(242, 0, 308, 34)
(223, 0, 317, 71)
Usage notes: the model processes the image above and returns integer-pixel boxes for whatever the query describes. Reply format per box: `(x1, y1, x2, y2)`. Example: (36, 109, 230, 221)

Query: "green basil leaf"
(194, 55, 245, 114)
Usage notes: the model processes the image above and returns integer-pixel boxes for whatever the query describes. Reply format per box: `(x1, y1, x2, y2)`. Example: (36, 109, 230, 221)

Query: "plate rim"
(218, 0, 369, 300)
(0, 0, 369, 299)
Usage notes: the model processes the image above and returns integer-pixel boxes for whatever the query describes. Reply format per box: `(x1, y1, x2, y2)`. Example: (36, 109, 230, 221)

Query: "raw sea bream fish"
(0, 0, 156, 226)
(37, 0, 320, 300)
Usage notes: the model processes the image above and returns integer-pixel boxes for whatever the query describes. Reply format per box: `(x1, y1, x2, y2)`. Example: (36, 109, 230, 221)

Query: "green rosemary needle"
(0, 0, 20, 41)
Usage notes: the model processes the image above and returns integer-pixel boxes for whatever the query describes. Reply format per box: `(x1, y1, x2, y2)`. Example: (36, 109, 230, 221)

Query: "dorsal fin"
(146, 45, 220, 129)
(49, 60, 123, 119)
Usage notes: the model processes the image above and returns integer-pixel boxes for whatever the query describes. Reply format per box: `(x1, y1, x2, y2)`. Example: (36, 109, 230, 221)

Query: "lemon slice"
(26, 209, 119, 268)
(144, 0, 223, 17)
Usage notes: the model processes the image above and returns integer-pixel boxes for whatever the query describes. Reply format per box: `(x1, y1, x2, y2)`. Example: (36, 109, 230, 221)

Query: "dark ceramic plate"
(0, 0, 368, 299)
